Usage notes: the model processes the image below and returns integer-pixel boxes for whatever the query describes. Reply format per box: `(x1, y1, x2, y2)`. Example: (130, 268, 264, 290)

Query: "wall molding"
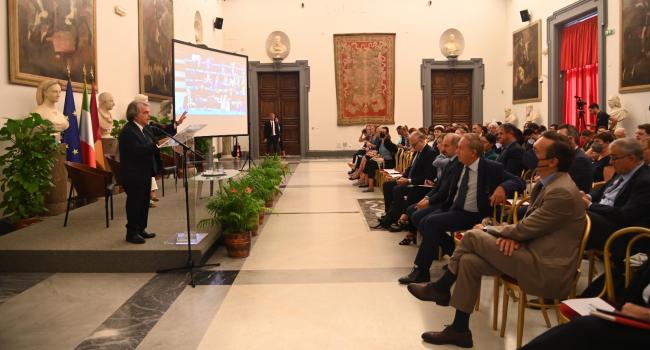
(420, 58, 485, 128)
(248, 60, 310, 158)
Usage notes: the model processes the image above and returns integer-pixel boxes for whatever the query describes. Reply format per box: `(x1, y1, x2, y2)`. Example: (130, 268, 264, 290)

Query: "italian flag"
(90, 85, 106, 170)
(79, 84, 96, 167)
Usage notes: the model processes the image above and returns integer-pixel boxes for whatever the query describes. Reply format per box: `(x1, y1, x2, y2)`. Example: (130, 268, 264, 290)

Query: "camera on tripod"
(574, 95, 586, 110)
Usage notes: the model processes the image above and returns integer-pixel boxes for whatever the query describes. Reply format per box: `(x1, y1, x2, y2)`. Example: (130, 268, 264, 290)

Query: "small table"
(194, 169, 241, 197)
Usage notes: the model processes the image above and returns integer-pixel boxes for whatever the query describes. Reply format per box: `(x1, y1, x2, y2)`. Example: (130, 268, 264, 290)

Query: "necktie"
(604, 176, 624, 196)
(452, 166, 470, 210)
(524, 182, 544, 218)
(408, 152, 419, 178)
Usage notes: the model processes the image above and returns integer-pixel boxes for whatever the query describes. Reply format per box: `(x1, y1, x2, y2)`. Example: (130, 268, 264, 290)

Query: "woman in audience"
(357, 126, 397, 192)
(349, 125, 381, 181)
(481, 133, 498, 161)
(589, 132, 615, 183)
(348, 124, 372, 172)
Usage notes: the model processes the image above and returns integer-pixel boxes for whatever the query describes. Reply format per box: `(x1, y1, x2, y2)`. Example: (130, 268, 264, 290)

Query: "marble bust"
(504, 106, 517, 124)
(525, 104, 540, 124)
(607, 95, 628, 129)
(98, 92, 115, 137)
(270, 35, 287, 58)
(159, 100, 173, 118)
(134, 94, 149, 103)
(33, 79, 69, 133)
(444, 34, 459, 57)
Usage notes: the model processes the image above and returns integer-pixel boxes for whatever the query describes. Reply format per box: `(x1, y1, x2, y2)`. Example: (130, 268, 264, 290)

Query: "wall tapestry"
(334, 33, 395, 126)
(513, 20, 541, 104)
(620, 0, 650, 92)
(139, 0, 174, 101)
(8, 0, 97, 91)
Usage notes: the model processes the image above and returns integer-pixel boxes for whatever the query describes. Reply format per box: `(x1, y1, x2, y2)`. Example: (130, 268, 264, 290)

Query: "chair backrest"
(492, 191, 519, 225)
(569, 215, 592, 298)
(602, 227, 650, 302)
(64, 161, 112, 199)
(105, 156, 122, 185)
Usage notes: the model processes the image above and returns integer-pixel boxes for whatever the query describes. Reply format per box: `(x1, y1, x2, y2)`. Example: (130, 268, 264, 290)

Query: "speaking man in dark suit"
(496, 123, 525, 177)
(378, 131, 436, 228)
(119, 101, 160, 244)
(399, 133, 525, 284)
(263, 112, 281, 155)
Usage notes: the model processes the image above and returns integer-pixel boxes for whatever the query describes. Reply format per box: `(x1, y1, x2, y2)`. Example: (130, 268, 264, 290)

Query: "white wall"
(0, 0, 224, 127)
(221, 0, 510, 151)
(506, 0, 650, 131)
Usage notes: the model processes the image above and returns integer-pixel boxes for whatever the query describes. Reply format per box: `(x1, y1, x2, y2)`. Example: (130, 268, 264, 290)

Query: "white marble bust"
(444, 34, 459, 57)
(270, 35, 288, 58)
(525, 104, 540, 124)
(98, 92, 115, 137)
(607, 95, 628, 129)
(33, 79, 69, 133)
(504, 106, 517, 125)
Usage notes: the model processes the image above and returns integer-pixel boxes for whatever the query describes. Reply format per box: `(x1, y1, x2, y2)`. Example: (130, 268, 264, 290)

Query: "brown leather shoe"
(422, 326, 473, 348)
(407, 282, 451, 306)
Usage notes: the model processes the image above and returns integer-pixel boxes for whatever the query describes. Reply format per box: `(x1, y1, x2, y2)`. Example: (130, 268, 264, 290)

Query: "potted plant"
(0, 114, 61, 228)
(199, 181, 262, 258)
(110, 119, 127, 138)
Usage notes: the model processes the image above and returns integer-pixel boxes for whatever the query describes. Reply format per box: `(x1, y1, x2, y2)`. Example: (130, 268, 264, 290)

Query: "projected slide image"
(175, 55, 246, 116)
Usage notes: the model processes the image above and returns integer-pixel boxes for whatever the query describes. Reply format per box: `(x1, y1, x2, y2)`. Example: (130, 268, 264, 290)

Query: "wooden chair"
(495, 215, 591, 349)
(159, 153, 178, 196)
(64, 161, 115, 228)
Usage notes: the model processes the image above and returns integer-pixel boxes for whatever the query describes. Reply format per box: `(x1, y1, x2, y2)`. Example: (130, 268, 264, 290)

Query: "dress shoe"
(358, 183, 369, 188)
(126, 234, 146, 244)
(362, 188, 374, 192)
(407, 282, 451, 306)
(140, 230, 156, 239)
(398, 268, 430, 284)
(387, 224, 404, 232)
(422, 326, 473, 348)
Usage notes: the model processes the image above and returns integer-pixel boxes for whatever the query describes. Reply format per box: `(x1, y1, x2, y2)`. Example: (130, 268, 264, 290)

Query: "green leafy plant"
(198, 181, 263, 235)
(0, 114, 62, 223)
(195, 137, 211, 157)
(110, 119, 127, 138)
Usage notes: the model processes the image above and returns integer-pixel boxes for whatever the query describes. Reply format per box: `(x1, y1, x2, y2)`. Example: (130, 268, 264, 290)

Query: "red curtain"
(561, 16, 598, 131)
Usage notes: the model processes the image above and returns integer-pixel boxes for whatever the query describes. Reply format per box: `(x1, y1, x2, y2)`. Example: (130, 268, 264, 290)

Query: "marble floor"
(0, 159, 569, 349)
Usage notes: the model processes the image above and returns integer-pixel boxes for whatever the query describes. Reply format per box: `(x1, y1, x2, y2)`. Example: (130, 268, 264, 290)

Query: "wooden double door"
(258, 72, 301, 155)
(431, 69, 473, 126)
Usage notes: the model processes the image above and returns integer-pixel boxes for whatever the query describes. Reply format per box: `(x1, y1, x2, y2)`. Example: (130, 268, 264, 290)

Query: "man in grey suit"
(407, 131, 586, 348)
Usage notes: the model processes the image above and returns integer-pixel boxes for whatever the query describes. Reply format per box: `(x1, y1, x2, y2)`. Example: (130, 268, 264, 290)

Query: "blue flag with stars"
(62, 79, 82, 163)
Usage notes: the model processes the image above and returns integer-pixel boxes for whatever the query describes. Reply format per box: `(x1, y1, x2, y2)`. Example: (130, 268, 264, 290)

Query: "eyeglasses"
(610, 154, 628, 161)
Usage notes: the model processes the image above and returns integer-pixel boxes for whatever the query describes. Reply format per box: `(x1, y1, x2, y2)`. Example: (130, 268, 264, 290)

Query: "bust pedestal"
(43, 144, 69, 216)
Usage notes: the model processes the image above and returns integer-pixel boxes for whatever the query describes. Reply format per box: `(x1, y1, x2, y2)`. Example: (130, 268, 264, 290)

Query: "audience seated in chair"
(404, 131, 585, 348)
(398, 133, 525, 285)
(357, 126, 398, 192)
(377, 131, 436, 229)
(581, 137, 650, 296)
(496, 123, 525, 177)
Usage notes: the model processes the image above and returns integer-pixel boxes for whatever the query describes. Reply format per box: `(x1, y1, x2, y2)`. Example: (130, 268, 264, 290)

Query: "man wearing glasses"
(580, 137, 650, 295)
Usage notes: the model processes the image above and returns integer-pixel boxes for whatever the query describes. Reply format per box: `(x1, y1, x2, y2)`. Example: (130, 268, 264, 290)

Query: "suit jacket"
(497, 141, 525, 177)
(429, 158, 525, 218)
(143, 122, 177, 176)
(588, 164, 650, 228)
(426, 156, 461, 199)
(403, 144, 436, 185)
(119, 121, 158, 184)
(491, 172, 586, 299)
(264, 119, 281, 139)
(570, 148, 595, 193)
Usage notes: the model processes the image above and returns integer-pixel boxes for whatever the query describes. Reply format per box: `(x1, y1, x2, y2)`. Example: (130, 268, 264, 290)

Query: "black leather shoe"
(140, 230, 156, 239)
(398, 268, 430, 284)
(388, 224, 404, 232)
(126, 234, 146, 244)
(407, 282, 451, 306)
(422, 326, 473, 348)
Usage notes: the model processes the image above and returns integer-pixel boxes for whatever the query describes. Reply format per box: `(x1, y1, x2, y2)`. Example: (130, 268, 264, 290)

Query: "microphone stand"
(152, 125, 220, 287)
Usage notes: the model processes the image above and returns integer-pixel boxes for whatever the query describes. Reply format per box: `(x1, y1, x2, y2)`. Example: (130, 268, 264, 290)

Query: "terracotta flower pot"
(259, 212, 265, 225)
(14, 217, 41, 230)
(224, 231, 251, 258)
(265, 199, 273, 207)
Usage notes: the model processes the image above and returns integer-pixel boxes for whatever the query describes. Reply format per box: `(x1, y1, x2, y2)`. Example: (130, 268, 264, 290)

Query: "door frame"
(249, 60, 310, 159)
(547, 0, 606, 127)
(421, 58, 485, 128)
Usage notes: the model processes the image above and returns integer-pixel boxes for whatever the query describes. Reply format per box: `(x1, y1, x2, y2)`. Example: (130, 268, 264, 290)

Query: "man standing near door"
(264, 112, 281, 155)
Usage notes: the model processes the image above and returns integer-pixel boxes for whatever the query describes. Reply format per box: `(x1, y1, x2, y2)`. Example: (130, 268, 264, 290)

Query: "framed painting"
(139, 0, 174, 101)
(513, 20, 542, 104)
(334, 33, 395, 126)
(620, 0, 650, 93)
(8, 0, 97, 91)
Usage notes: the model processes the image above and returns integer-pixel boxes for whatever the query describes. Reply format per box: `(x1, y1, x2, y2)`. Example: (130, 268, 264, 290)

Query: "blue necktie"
(452, 166, 470, 210)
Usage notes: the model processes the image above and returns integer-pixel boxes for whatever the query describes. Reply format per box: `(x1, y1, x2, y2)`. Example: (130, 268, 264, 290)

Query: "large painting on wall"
(8, 0, 97, 91)
(620, 0, 650, 92)
(513, 20, 541, 104)
(139, 0, 174, 101)
(334, 33, 395, 126)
